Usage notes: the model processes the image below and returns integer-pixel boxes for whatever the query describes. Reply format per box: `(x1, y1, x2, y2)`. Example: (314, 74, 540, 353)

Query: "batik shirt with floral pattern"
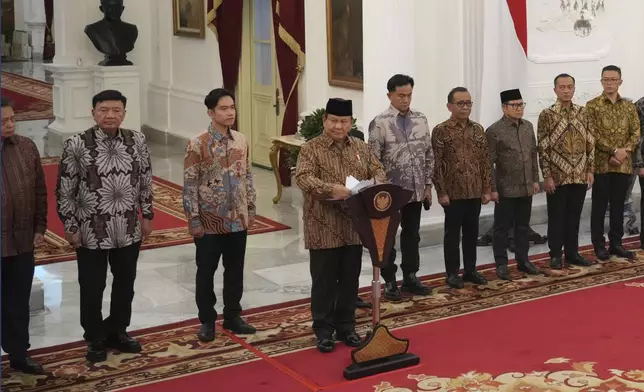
(56, 126, 154, 249)
(368, 106, 434, 202)
(182, 124, 256, 234)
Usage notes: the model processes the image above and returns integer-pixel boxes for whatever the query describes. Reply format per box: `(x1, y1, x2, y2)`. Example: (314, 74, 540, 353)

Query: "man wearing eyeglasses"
(486, 89, 540, 280)
(538, 74, 595, 269)
(432, 87, 492, 289)
(586, 65, 641, 261)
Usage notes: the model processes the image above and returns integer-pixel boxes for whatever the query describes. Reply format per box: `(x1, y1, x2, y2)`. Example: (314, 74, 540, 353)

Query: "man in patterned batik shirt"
(183, 88, 257, 343)
(1, 98, 47, 374)
(368, 74, 433, 300)
(56, 90, 154, 363)
(486, 89, 541, 280)
(538, 74, 595, 269)
(296, 98, 386, 353)
(631, 96, 644, 248)
(586, 65, 641, 261)
(433, 87, 492, 289)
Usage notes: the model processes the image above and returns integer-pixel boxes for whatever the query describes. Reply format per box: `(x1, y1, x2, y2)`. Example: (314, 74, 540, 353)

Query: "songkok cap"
(325, 98, 353, 116)
(500, 89, 522, 103)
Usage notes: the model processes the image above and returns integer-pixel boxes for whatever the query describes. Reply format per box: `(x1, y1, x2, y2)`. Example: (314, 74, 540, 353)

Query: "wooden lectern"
(342, 183, 421, 380)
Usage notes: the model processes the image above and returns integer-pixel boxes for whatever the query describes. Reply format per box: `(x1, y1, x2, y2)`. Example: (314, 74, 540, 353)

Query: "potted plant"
(289, 108, 362, 169)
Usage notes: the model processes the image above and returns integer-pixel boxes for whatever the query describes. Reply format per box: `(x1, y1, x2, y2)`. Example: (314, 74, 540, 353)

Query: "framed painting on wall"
(172, 0, 206, 38)
(326, 0, 363, 90)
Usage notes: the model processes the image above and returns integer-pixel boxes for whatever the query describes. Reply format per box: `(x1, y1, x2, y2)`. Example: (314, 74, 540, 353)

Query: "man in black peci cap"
(295, 98, 386, 353)
(486, 89, 541, 280)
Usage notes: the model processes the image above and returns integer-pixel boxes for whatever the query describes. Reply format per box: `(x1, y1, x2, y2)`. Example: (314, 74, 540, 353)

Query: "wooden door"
(249, 0, 283, 167)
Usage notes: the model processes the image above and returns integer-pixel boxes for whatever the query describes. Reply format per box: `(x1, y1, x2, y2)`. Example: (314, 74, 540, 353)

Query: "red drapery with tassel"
(207, 0, 244, 92)
(43, 0, 54, 60)
(272, 0, 305, 186)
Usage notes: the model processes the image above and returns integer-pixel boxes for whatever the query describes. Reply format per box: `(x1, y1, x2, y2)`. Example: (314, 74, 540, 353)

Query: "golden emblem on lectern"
(373, 191, 392, 212)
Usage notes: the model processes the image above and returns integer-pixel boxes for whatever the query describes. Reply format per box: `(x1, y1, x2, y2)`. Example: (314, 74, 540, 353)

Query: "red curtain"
(43, 0, 54, 60)
(207, 0, 244, 91)
(272, 0, 305, 186)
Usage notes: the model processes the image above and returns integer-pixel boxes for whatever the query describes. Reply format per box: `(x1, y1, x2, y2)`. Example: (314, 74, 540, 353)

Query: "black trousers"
(492, 196, 532, 265)
(76, 241, 141, 342)
(591, 173, 631, 248)
(547, 184, 587, 258)
(381, 201, 422, 282)
(443, 199, 482, 276)
(309, 245, 362, 339)
(1, 251, 35, 359)
(195, 231, 247, 324)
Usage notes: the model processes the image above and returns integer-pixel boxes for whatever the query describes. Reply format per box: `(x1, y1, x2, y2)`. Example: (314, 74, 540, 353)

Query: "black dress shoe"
(105, 332, 142, 353)
(565, 253, 593, 267)
(10, 356, 44, 375)
(401, 273, 432, 295)
(517, 260, 540, 275)
(356, 296, 372, 309)
(609, 246, 635, 260)
(477, 233, 493, 246)
(383, 281, 402, 301)
(496, 265, 510, 280)
(198, 323, 215, 342)
(86, 341, 108, 363)
(550, 256, 563, 269)
(462, 271, 488, 285)
(316, 337, 334, 353)
(223, 317, 257, 334)
(337, 331, 362, 347)
(595, 247, 610, 261)
(446, 274, 465, 289)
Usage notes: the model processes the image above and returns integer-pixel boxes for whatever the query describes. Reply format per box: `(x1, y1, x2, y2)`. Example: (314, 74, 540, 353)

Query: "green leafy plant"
(289, 108, 361, 168)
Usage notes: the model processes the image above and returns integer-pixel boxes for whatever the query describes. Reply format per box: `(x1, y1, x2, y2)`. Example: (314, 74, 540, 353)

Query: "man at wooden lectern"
(295, 98, 387, 353)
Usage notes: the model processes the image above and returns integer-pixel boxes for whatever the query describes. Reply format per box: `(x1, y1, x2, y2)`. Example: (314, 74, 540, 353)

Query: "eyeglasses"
(503, 102, 527, 109)
(452, 101, 474, 108)
(601, 78, 621, 84)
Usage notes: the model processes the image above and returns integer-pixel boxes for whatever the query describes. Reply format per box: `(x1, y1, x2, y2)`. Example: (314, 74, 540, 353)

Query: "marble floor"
(1, 61, 639, 353)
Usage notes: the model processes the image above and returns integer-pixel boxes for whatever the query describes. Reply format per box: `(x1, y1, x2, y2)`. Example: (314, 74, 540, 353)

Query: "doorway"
(238, 0, 284, 168)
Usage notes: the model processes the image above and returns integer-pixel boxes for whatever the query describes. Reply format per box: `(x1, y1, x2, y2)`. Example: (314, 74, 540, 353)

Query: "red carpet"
(35, 158, 291, 265)
(0, 71, 53, 121)
(3, 242, 644, 391)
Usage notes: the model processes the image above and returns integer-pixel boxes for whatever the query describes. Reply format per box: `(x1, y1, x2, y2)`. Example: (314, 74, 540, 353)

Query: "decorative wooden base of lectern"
(343, 184, 421, 380)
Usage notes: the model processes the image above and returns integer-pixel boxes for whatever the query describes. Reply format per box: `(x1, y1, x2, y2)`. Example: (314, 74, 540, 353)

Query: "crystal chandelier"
(560, 0, 606, 37)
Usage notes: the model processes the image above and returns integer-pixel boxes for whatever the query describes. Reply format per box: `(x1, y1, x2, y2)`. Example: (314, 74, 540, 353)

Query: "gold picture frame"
(172, 0, 206, 39)
(326, 0, 363, 90)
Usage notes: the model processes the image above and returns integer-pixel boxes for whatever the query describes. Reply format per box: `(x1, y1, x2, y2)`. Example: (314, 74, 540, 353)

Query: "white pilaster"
(93, 66, 142, 132)
(52, 0, 100, 66)
(463, 0, 485, 122)
(362, 0, 416, 133)
(23, 0, 47, 59)
(45, 64, 95, 136)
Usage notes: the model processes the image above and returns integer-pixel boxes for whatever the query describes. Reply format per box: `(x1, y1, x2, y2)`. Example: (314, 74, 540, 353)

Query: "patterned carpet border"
(2, 238, 644, 391)
(35, 158, 291, 265)
(1, 71, 53, 121)
(379, 357, 644, 391)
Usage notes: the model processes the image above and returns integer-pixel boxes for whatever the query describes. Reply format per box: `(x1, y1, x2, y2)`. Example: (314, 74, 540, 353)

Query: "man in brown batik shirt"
(432, 87, 492, 289)
(296, 98, 386, 354)
(487, 89, 541, 280)
(538, 73, 595, 269)
(1, 98, 47, 374)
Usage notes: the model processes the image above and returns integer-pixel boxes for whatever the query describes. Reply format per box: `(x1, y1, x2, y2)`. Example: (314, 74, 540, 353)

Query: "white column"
(93, 66, 142, 131)
(45, 64, 95, 137)
(52, 0, 101, 66)
(463, 0, 485, 122)
(362, 0, 416, 133)
(23, 0, 47, 59)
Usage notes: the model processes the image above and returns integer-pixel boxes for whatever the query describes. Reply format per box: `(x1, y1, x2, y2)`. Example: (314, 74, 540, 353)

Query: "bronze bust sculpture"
(85, 0, 138, 66)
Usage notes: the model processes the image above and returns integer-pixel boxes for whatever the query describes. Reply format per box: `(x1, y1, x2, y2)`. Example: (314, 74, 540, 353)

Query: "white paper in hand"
(345, 176, 374, 194)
